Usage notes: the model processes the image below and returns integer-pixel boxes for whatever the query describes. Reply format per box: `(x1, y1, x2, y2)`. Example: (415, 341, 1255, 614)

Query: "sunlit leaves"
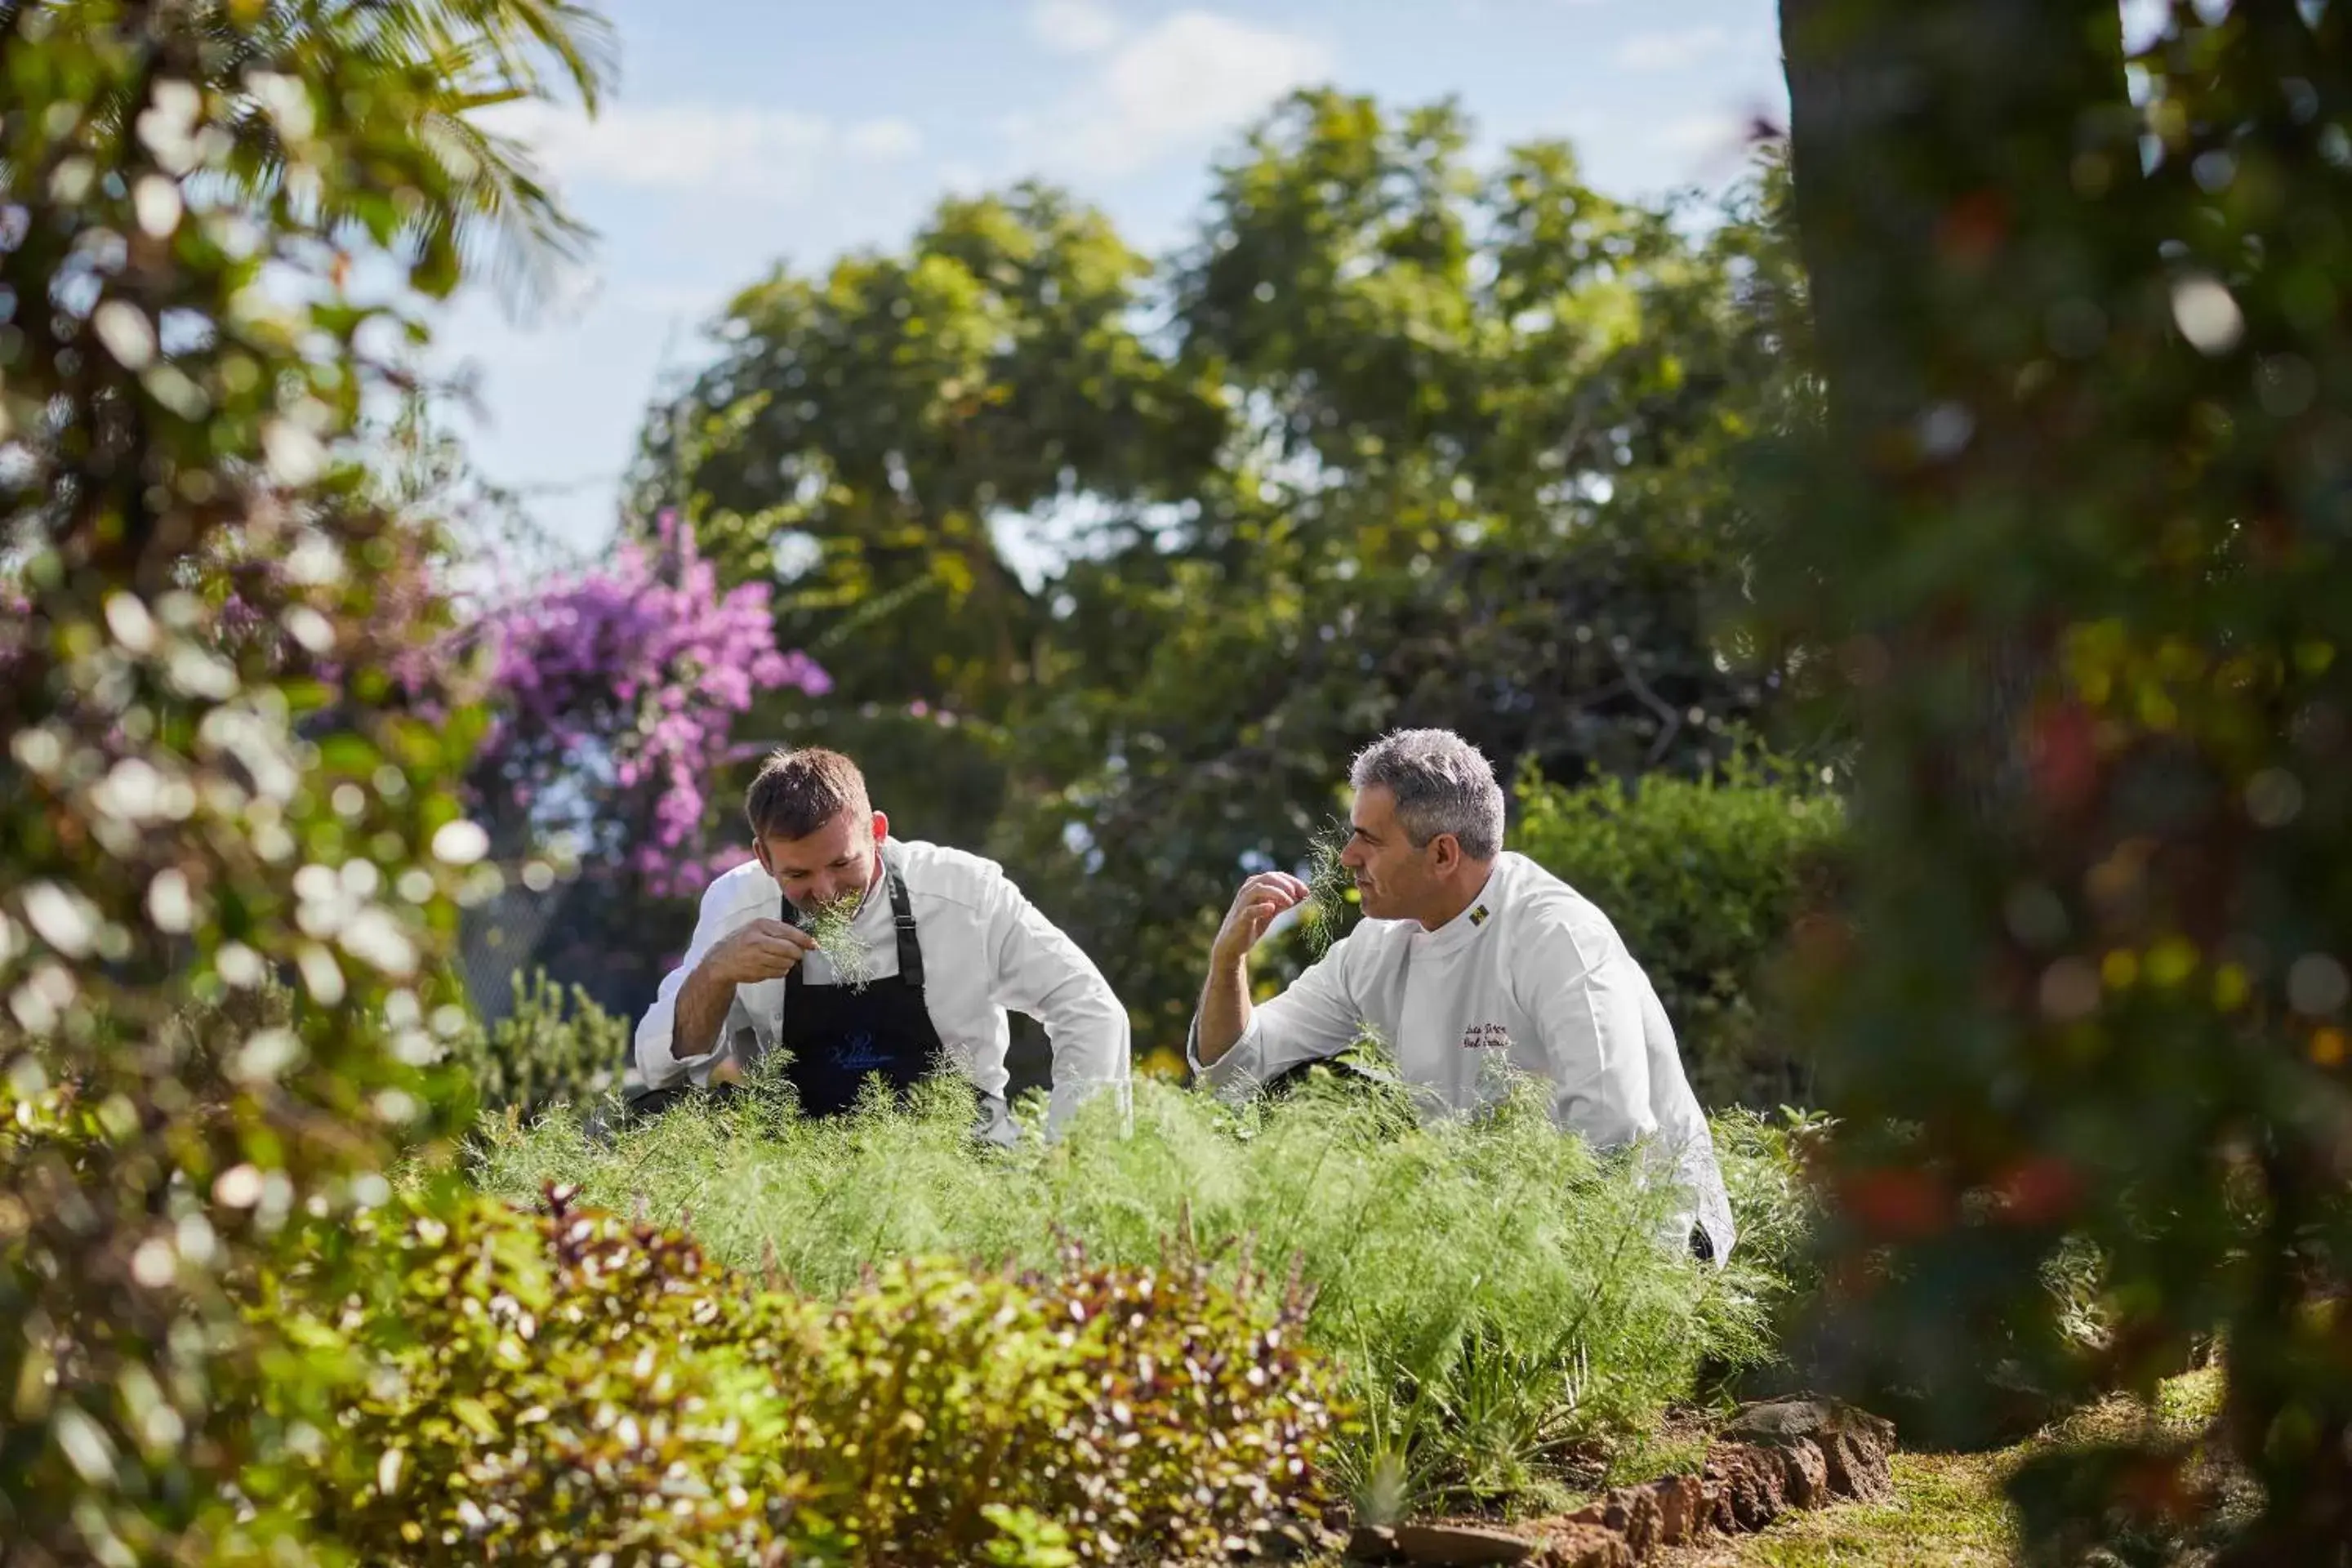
(0, 1, 608, 1560)
(305, 1183, 1338, 1565)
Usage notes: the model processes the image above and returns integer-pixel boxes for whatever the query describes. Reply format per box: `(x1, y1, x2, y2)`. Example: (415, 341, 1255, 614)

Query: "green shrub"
(473, 1069, 1816, 1519)
(299, 1182, 1334, 1566)
(446, 969, 629, 1117)
(1509, 755, 1846, 1107)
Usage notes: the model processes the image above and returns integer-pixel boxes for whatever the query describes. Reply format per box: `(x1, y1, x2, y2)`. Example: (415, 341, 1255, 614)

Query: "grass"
(469, 1067, 1816, 1521)
(1657, 1369, 2234, 1567)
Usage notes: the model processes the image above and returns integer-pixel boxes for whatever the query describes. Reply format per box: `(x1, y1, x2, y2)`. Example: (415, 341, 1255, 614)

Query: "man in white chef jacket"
(635, 746, 1130, 1143)
(1189, 728, 1735, 1262)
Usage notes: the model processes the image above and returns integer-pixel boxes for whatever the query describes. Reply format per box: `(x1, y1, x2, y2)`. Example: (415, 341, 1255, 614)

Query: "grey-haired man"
(1191, 727, 1735, 1262)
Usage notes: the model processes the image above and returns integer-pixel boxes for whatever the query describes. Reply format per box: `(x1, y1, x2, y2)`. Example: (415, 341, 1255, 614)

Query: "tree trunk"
(1775, 0, 2136, 822)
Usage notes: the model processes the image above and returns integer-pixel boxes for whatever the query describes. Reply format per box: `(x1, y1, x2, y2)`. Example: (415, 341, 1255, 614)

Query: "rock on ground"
(1719, 1395, 1895, 1502)
(1343, 1397, 1899, 1565)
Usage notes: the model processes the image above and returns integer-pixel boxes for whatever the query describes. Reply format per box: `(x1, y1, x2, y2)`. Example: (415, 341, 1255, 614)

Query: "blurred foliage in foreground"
(0, 0, 611, 1558)
(472, 1069, 1820, 1521)
(1771, 0, 2352, 1557)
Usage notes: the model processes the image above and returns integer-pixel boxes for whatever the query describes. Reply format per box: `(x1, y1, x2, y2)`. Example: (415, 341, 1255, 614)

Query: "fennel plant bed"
(471, 1067, 1817, 1521)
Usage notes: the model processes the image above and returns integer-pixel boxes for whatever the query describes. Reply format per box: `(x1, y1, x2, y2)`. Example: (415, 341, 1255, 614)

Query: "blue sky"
(437, 0, 1791, 557)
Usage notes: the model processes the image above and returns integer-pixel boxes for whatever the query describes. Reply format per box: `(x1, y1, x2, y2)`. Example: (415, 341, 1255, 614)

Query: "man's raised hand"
(1211, 871, 1312, 966)
(699, 918, 818, 985)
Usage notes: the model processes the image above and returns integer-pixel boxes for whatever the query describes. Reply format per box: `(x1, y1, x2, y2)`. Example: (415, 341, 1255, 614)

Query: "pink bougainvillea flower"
(470, 511, 827, 898)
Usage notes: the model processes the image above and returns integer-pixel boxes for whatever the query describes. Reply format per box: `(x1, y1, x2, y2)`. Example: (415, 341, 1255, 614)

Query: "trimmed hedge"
(1510, 757, 1846, 1107)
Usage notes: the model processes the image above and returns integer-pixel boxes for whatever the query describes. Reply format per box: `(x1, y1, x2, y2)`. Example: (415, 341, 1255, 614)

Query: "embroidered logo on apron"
(835, 1030, 892, 1073)
(1459, 1022, 1512, 1050)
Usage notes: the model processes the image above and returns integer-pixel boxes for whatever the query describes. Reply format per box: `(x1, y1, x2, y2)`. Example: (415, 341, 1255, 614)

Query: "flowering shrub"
(468, 510, 830, 898)
(305, 1184, 1337, 1566)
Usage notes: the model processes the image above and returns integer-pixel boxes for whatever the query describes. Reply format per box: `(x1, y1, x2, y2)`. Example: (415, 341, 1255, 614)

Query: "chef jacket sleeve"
(635, 878, 764, 1092)
(1637, 970, 1738, 1267)
(1516, 918, 1654, 1152)
(980, 868, 1133, 1138)
(1187, 934, 1366, 1098)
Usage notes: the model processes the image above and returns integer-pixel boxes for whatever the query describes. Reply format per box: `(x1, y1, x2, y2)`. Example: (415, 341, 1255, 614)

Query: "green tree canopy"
(1005, 96, 1812, 1046)
(636, 89, 1812, 1055)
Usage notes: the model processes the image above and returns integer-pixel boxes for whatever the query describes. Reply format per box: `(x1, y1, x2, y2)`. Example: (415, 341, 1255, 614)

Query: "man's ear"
(871, 809, 890, 847)
(1430, 832, 1463, 875)
(751, 836, 773, 879)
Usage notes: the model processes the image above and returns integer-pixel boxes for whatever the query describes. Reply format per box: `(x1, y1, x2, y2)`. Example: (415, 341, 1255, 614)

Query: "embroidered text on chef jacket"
(638, 840, 1131, 1138)
(1189, 850, 1735, 1261)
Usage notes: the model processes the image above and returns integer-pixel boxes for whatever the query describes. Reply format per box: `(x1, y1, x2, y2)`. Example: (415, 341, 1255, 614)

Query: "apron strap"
(883, 848, 924, 990)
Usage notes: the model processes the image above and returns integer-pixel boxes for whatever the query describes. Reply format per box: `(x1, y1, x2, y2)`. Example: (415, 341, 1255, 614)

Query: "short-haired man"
(1192, 728, 1735, 1261)
(635, 747, 1130, 1142)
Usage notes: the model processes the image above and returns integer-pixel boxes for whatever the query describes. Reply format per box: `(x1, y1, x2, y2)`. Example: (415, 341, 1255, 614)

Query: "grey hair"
(1348, 728, 1505, 861)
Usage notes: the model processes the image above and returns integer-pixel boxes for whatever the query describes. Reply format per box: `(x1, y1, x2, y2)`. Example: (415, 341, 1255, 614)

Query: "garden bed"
(466, 1068, 1819, 1537)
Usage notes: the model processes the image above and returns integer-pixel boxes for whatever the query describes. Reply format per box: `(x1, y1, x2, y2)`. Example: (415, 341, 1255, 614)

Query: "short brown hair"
(745, 747, 870, 841)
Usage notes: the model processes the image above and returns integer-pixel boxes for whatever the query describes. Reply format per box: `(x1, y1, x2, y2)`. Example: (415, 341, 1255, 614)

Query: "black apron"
(765, 852, 1018, 1147)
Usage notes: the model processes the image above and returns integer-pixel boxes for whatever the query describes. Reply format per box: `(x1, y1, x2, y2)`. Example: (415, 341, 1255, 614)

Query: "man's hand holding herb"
(701, 919, 819, 984)
(671, 920, 819, 1064)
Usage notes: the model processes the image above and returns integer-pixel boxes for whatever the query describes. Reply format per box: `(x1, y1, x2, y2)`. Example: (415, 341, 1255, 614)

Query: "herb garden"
(7, 0, 2350, 1563)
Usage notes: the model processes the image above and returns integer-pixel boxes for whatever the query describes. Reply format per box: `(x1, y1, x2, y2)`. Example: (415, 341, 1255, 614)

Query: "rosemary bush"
(444, 969, 630, 1116)
(472, 1070, 1814, 1517)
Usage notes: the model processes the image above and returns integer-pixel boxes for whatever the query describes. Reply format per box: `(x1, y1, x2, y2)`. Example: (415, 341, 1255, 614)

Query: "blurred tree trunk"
(1768, 0, 2147, 1438)
(1776, 0, 2136, 823)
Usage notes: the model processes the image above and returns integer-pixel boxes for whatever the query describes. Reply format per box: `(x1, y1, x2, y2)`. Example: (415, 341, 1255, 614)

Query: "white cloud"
(1615, 25, 1735, 71)
(475, 103, 919, 197)
(1653, 109, 1753, 161)
(613, 282, 731, 319)
(1029, 0, 1123, 54)
(1009, 10, 1331, 176)
(843, 118, 924, 161)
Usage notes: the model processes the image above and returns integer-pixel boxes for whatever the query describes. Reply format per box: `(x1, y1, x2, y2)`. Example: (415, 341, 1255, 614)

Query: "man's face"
(755, 808, 889, 917)
(1338, 785, 1437, 922)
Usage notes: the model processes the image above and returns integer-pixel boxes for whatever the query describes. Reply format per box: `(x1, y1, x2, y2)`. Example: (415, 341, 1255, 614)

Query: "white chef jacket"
(635, 840, 1131, 1138)
(1188, 851, 1735, 1263)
